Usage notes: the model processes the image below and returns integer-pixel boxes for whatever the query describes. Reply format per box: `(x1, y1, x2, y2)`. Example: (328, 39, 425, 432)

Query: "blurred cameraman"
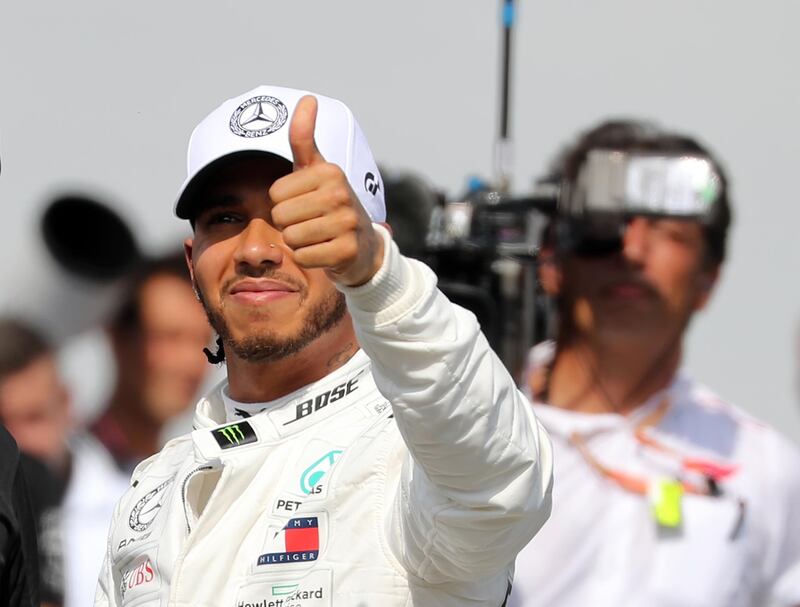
(510, 120, 800, 607)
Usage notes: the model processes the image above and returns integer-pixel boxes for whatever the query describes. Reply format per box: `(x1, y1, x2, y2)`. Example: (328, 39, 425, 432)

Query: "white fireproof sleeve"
(339, 224, 553, 583)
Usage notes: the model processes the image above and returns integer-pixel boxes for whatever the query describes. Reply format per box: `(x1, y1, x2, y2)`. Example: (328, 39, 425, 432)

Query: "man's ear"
(57, 381, 75, 430)
(183, 238, 196, 285)
(183, 238, 202, 302)
(693, 265, 720, 311)
(379, 221, 393, 236)
(538, 244, 562, 296)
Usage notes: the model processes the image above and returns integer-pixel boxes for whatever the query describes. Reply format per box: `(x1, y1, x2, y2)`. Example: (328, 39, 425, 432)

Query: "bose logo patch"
(284, 378, 360, 426)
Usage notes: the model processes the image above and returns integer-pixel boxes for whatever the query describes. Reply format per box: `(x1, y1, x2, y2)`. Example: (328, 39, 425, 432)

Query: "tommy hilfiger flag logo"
(212, 421, 257, 450)
(257, 517, 320, 566)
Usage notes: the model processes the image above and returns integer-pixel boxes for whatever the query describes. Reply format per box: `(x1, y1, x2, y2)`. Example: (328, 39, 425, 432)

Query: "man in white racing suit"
(94, 84, 553, 607)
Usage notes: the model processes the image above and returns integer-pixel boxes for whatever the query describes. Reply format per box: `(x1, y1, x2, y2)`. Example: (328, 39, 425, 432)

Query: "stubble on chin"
(196, 285, 347, 363)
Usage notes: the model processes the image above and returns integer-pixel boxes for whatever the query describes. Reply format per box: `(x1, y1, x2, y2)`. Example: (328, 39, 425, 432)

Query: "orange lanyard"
(569, 396, 739, 497)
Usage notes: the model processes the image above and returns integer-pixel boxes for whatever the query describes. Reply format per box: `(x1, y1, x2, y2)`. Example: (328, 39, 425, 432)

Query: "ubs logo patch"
(119, 556, 156, 600)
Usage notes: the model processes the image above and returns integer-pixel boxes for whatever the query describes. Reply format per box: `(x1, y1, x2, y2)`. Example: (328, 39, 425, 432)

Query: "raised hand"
(268, 95, 384, 287)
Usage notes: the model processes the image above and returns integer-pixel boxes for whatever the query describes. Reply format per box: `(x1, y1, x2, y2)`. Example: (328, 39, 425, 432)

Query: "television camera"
(414, 149, 724, 377)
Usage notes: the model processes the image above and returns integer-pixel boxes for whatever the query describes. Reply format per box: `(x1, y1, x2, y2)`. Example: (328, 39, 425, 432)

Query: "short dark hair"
(546, 119, 733, 265)
(109, 251, 192, 332)
(0, 319, 51, 381)
(185, 152, 294, 229)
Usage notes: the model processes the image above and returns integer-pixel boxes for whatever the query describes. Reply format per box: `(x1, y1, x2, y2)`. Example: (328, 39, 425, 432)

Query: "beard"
(196, 274, 347, 363)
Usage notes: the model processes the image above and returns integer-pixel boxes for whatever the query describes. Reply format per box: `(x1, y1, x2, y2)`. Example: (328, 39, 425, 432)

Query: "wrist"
(335, 225, 385, 287)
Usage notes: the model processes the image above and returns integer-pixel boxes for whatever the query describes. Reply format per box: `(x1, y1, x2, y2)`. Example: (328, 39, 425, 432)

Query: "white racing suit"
(95, 226, 553, 606)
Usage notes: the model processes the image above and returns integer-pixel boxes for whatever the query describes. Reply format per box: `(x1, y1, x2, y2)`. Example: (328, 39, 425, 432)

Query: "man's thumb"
(290, 95, 325, 169)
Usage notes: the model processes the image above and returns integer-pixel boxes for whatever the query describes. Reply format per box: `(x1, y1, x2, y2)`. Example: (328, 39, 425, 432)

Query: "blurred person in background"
(0, 425, 41, 607)
(0, 249, 210, 607)
(510, 120, 800, 607)
(0, 319, 69, 607)
(17, 454, 63, 607)
(382, 169, 439, 260)
(0, 321, 73, 478)
(0, 318, 123, 607)
(90, 251, 212, 474)
(0, 148, 42, 607)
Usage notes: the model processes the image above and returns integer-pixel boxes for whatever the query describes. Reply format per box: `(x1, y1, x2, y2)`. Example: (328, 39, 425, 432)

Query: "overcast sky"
(1, 0, 798, 441)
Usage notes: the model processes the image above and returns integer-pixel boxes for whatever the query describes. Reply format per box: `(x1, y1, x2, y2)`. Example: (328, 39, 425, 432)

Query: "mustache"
(220, 267, 306, 297)
(602, 275, 659, 297)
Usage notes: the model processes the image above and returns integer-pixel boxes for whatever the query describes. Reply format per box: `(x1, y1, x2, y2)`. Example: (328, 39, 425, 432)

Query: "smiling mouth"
(229, 279, 299, 304)
(602, 282, 657, 300)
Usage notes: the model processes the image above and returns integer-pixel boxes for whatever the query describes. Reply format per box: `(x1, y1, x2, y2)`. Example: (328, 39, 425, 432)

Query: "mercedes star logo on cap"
(229, 95, 288, 138)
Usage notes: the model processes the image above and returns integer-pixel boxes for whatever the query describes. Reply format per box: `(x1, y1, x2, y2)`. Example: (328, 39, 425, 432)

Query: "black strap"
(500, 580, 512, 607)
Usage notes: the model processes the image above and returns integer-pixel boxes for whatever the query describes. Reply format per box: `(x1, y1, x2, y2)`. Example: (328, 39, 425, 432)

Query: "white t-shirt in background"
(511, 346, 800, 607)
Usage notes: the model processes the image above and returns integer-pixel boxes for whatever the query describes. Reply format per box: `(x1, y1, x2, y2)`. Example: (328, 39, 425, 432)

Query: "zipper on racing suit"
(180, 464, 216, 535)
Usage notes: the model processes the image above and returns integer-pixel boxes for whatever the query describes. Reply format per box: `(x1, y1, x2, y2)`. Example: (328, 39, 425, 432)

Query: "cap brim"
(175, 150, 292, 220)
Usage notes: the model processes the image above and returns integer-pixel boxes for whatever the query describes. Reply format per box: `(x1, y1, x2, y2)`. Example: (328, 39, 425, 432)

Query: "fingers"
(290, 95, 326, 169)
(291, 237, 359, 272)
(281, 212, 359, 251)
(268, 94, 382, 285)
(268, 161, 344, 206)
(271, 177, 354, 227)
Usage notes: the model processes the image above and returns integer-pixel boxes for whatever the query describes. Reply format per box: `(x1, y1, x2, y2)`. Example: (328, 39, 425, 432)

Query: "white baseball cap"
(175, 84, 385, 222)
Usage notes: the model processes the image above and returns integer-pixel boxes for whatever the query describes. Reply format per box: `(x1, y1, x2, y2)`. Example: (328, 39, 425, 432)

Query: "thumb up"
(289, 95, 326, 170)
(268, 95, 384, 287)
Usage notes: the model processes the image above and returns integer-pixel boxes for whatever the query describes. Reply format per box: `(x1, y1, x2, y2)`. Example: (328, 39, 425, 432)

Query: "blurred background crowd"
(1, 1, 799, 606)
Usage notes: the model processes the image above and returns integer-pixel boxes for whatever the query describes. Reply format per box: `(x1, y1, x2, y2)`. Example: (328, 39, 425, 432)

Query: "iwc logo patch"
(230, 95, 288, 138)
(128, 477, 174, 533)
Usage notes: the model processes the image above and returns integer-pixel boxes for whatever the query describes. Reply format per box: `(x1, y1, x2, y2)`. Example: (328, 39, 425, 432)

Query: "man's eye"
(651, 220, 694, 244)
(205, 211, 241, 225)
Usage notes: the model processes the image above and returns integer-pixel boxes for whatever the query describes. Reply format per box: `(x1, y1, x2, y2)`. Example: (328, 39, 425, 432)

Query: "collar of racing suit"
(191, 348, 375, 443)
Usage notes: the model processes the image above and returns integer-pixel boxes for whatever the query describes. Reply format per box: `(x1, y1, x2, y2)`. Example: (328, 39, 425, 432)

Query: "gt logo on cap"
(364, 171, 380, 196)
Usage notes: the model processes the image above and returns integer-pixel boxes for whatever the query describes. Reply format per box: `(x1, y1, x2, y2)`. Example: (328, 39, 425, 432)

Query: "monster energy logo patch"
(212, 421, 257, 449)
